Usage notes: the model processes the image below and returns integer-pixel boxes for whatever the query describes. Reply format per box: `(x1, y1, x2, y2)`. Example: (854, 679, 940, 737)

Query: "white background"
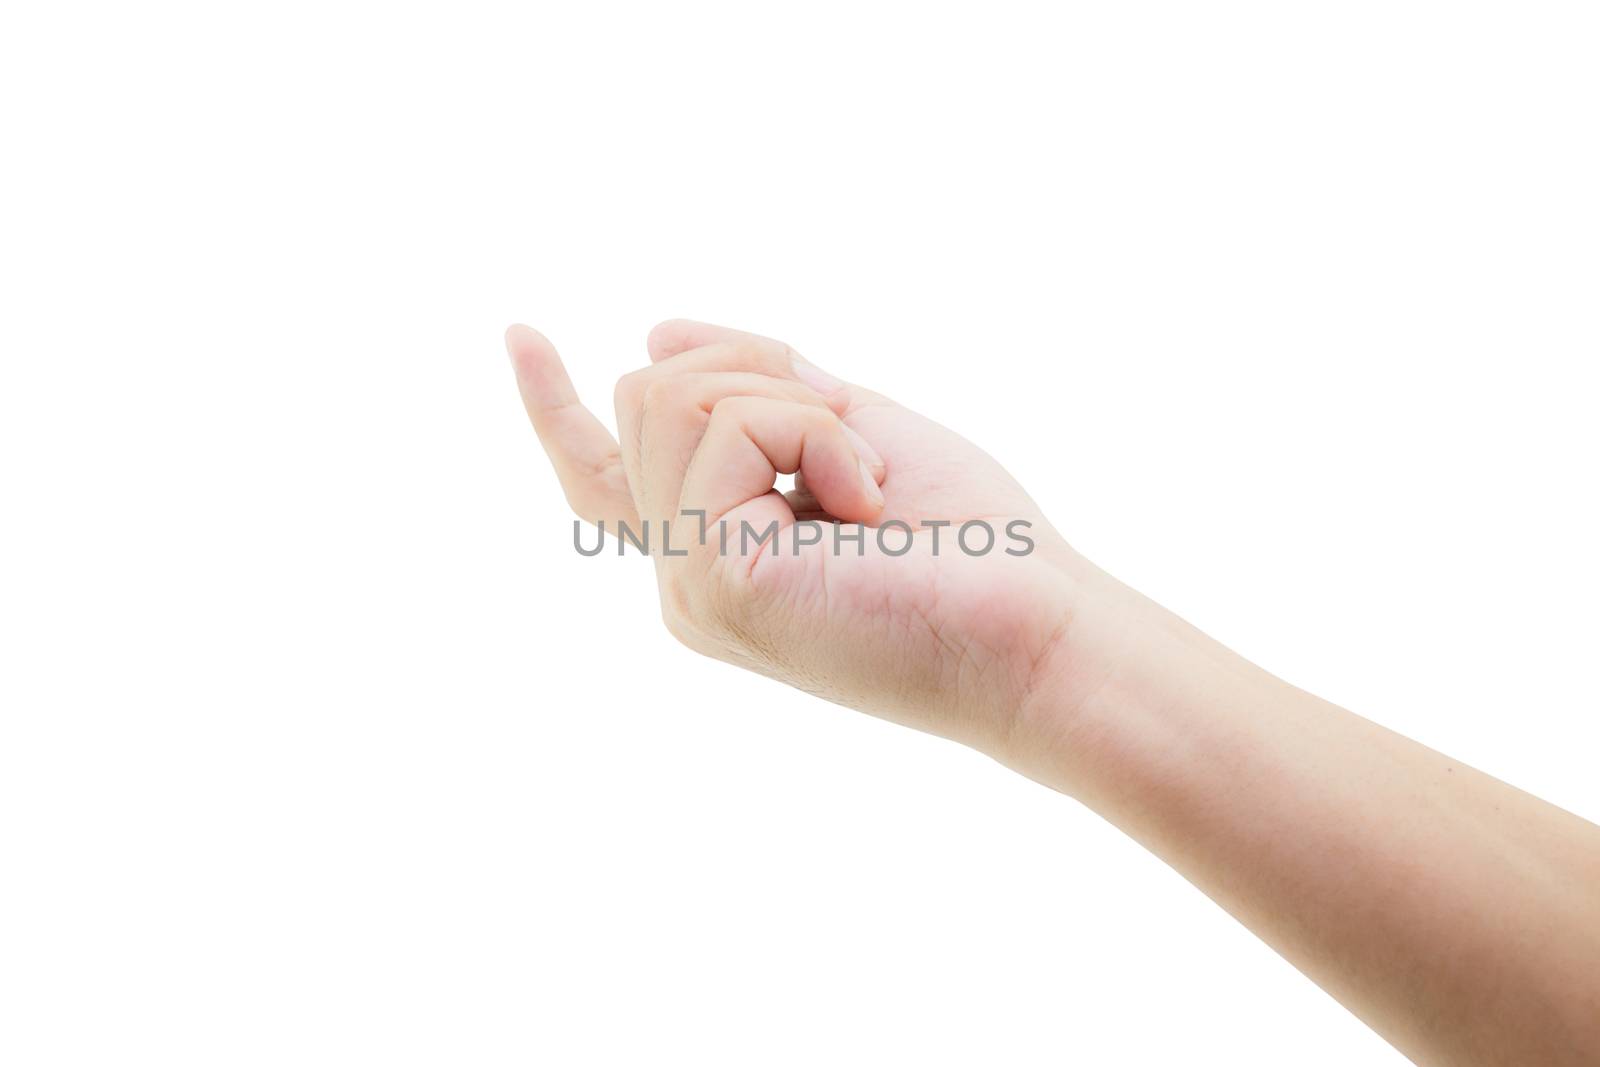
(3, 3, 1597, 1064)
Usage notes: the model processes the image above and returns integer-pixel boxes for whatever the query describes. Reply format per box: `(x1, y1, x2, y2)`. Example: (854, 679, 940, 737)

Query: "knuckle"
(749, 342, 794, 379)
(712, 338, 785, 378)
(801, 402, 838, 432)
(704, 393, 747, 426)
(789, 382, 829, 407)
(612, 367, 650, 412)
(639, 376, 682, 414)
(638, 378, 702, 456)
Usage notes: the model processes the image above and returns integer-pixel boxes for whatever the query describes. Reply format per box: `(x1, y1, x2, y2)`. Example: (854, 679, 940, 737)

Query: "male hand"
(507, 320, 1090, 754)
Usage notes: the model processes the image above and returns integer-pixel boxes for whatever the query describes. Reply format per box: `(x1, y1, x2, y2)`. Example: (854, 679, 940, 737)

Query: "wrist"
(1004, 564, 1285, 800)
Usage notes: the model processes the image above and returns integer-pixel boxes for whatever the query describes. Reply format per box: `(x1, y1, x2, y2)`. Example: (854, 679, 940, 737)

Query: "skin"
(507, 319, 1600, 1066)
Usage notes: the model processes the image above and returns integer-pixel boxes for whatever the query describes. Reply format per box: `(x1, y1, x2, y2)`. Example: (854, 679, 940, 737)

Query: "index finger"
(506, 324, 639, 527)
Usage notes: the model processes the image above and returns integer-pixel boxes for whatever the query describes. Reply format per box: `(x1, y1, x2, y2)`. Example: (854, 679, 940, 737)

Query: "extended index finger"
(506, 324, 639, 526)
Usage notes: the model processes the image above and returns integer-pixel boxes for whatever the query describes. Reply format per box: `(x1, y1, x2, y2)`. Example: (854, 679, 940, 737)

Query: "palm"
(745, 401, 1077, 746)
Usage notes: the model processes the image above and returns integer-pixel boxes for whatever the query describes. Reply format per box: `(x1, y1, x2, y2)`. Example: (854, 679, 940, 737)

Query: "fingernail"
(859, 457, 884, 508)
(792, 356, 844, 395)
(842, 424, 885, 480)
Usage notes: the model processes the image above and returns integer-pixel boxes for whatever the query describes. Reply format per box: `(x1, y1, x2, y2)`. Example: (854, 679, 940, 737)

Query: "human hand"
(510, 319, 1600, 1067)
(507, 320, 1095, 756)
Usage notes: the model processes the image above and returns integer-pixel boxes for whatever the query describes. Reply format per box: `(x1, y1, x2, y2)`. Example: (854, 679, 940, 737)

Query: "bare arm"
(509, 319, 1600, 1066)
(1012, 569, 1600, 1066)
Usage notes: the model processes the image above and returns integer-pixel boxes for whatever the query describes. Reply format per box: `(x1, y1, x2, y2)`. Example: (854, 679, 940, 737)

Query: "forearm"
(1011, 572, 1600, 1066)
(510, 320, 1599, 1060)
